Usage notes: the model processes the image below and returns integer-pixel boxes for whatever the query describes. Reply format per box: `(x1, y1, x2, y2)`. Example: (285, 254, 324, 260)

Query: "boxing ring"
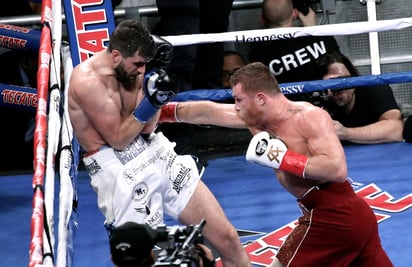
(1, 141, 411, 266)
(0, 0, 411, 266)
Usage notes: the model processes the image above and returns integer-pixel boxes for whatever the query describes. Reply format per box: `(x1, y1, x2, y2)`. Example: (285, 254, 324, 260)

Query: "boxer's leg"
(179, 181, 251, 267)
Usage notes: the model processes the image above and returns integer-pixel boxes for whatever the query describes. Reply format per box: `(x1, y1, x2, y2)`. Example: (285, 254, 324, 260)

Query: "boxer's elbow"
(332, 161, 348, 183)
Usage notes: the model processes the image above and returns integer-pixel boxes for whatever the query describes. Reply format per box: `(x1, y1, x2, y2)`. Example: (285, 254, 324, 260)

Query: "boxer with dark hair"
(158, 62, 393, 267)
(68, 19, 251, 267)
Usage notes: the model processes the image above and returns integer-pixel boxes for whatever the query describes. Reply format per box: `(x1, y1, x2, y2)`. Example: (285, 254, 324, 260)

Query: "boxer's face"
(114, 50, 148, 88)
(119, 53, 147, 78)
(233, 83, 260, 127)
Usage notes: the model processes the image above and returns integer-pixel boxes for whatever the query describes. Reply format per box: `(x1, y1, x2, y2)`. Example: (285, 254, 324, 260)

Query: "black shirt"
(248, 35, 340, 83)
(330, 84, 400, 127)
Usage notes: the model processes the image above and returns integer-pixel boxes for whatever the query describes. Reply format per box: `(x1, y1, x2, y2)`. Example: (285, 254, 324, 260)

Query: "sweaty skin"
(68, 49, 159, 153)
(174, 83, 347, 199)
(166, 50, 391, 267)
(68, 46, 252, 267)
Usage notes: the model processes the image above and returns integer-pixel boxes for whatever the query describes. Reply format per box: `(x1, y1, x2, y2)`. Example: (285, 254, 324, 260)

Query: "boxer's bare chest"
(118, 85, 140, 118)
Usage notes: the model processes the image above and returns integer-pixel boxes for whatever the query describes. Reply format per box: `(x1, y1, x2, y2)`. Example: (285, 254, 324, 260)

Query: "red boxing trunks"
(277, 180, 393, 267)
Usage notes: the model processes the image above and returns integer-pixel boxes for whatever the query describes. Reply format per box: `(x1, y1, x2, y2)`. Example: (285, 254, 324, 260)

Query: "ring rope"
(29, 0, 55, 266)
(174, 71, 412, 101)
(43, 0, 64, 264)
(29, 0, 51, 267)
(163, 17, 412, 46)
(0, 23, 40, 51)
(2, 71, 412, 109)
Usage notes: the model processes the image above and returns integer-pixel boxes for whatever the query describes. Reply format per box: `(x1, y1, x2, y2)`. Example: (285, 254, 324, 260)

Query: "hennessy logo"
(267, 144, 285, 163)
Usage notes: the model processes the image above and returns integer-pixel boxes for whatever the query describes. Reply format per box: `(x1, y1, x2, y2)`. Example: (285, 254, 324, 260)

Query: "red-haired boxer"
(159, 62, 394, 267)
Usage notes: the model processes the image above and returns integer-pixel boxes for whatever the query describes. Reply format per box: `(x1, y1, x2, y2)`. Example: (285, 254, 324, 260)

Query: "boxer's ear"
(112, 50, 122, 65)
(256, 92, 266, 106)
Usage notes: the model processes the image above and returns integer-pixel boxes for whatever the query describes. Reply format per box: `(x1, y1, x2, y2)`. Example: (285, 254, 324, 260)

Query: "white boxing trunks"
(82, 132, 202, 228)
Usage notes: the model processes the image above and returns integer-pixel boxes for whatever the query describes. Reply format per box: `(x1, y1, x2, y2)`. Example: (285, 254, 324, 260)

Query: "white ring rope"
(163, 17, 412, 46)
(43, 0, 63, 264)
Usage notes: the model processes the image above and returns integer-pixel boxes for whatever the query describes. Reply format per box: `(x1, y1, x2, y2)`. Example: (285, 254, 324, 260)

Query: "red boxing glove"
(159, 102, 180, 123)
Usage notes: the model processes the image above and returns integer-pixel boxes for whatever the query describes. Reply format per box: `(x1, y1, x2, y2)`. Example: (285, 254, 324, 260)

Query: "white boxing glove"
(246, 131, 308, 178)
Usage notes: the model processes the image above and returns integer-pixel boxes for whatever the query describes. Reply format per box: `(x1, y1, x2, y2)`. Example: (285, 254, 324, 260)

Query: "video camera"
(154, 219, 214, 267)
(287, 89, 340, 117)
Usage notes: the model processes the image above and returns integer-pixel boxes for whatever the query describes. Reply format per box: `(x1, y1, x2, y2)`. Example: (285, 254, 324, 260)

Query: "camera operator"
(110, 221, 215, 267)
(110, 222, 156, 267)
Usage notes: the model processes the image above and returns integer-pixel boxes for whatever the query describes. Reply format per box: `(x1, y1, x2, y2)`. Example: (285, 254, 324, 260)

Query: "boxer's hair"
(108, 20, 156, 60)
(230, 62, 281, 95)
